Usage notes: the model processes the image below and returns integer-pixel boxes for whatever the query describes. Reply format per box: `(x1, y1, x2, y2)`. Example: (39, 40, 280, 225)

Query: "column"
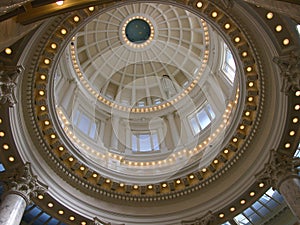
(279, 176, 300, 220)
(61, 79, 77, 116)
(167, 113, 180, 148)
(0, 163, 47, 225)
(257, 149, 300, 222)
(110, 116, 120, 150)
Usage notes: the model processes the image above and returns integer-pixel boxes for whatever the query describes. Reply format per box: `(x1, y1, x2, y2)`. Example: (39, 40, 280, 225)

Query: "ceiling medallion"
(122, 15, 154, 48)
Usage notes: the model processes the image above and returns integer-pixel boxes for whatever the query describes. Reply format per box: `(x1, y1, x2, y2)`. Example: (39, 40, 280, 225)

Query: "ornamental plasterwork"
(0, 64, 23, 107)
(24, 0, 263, 201)
(256, 149, 299, 190)
(273, 51, 300, 95)
(0, 162, 47, 204)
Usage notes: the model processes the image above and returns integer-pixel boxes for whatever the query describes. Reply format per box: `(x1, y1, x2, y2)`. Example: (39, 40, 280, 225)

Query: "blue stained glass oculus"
(125, 19, 151, 43)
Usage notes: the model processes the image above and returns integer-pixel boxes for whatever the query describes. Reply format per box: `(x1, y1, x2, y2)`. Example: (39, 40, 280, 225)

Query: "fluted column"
(257, 150, 300, 221)
(0, 163, 47, 225)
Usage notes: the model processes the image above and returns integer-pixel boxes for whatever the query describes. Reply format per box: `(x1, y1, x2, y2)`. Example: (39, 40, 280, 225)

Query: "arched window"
(222, 44, 236, 84)
(189, 103, 215, 135)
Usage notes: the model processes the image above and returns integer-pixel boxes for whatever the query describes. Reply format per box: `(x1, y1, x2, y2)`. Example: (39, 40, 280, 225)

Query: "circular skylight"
(125, 18, 151, 43)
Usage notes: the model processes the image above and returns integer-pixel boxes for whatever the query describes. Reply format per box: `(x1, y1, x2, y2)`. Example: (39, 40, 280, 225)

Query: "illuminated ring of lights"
(27, 1, 267, 200)
(72, 18, 210, 113)
(121, 15, 154, 48)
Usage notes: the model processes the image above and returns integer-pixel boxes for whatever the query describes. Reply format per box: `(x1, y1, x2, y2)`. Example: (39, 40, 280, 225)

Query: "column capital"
(181, 210, 216, 225)
(0, 162, 48, 205)
(273, 50, 300, 95)
(256, 149, 299, 190)
(91, 217, 111, 225)
(90, 217, 126, 225)
(0, 64, 24, 107)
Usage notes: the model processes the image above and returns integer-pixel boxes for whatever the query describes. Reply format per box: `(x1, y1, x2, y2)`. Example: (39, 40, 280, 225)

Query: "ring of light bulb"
(121, 16, 154, 49)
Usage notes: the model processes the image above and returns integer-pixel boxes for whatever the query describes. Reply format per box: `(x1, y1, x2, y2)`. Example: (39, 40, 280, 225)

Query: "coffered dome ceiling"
(2, 0, 299, 224)
(53, 2, 240, 185)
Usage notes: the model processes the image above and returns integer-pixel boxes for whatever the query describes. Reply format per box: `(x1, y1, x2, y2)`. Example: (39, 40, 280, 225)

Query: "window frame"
(131, 131, 160, 153)
(72, 109, 98, 139)
(221, 43, 236, 84)
(188, 103, 216, 135)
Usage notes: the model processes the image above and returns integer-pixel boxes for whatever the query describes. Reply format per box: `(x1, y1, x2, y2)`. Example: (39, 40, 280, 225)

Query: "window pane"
(89, 122, 97, 139)
(132, 134, 137, 152)
(23, 206, 42, 222)
(33, 212, 50, 225)
(139, 134, 152, 152)
(223, 46, 236, 83)
(138, 101, 145, 107)
(234, 213, 251, 225)
(72, 110, 80, 124)
(252, 201, 271, 217)
(152, 133, 160, 150)
(78, 114, 90, 134)
(190, 117, 200, 134)
(206, 104, 215, 119)
(0, 163, 5, 172)
(265, 198, 279, 209)
(248, 213, 261, 223)
(197, 110, 210, 129)
(154, 98, 161, 105)
(222, 222, 232, 225)
(47, 218, 60, 225)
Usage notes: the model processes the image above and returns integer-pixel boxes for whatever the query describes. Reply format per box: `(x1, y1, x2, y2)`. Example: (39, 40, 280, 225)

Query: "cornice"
(0, 0, 299, 224)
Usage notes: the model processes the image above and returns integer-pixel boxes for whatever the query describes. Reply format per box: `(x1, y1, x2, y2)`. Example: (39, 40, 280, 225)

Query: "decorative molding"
(0, 162, 48, 204)
(273, 51, 300, 95)
(91, 216, 126, 225)
(0, 64, 24, 107)
(91, 217, 111, 225)
(181, 211, 216, 225)
(256, 149, 299, 190)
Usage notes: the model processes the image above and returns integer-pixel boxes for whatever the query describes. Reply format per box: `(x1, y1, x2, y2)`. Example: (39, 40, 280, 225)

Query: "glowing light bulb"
(56, 1, 64, 6)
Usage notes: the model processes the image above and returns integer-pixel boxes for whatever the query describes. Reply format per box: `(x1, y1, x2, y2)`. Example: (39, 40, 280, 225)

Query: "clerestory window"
(131, 132, 160, 152)
(222, 44, 236, 84)
(73, 110, 98, 139)
(189, 103, 215, 135)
